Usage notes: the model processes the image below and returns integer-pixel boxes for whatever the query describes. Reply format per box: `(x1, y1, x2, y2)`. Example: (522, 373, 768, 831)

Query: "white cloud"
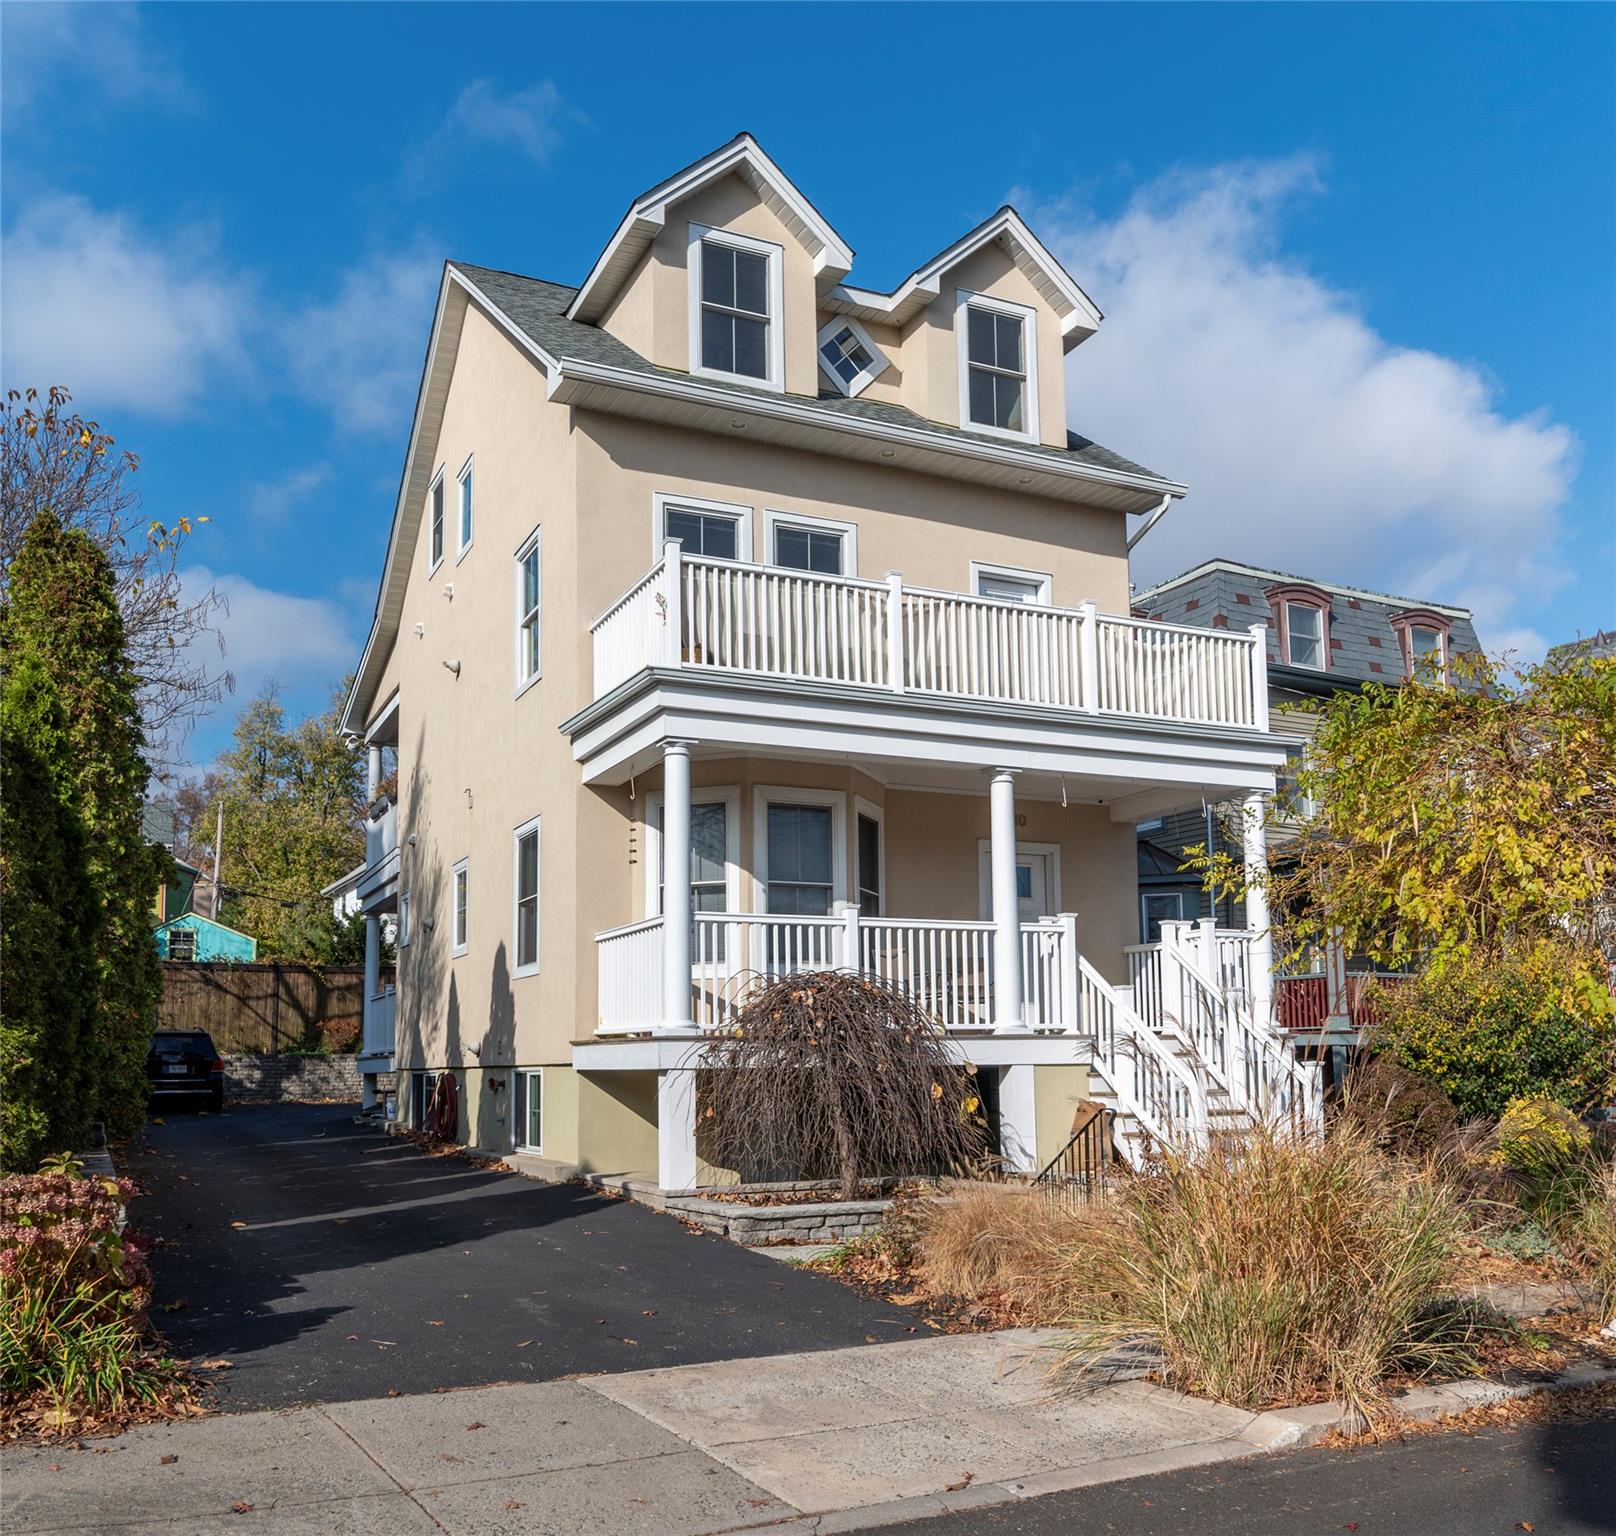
(279, 245, 440, 435)
(1035, 159, 1578, 657)
(1, 194, 251, 413)
(181, 564, 357, 702)
(246, 464, 331, 525)
(1, 2, 193, 122)
(403, 78, 573, 193)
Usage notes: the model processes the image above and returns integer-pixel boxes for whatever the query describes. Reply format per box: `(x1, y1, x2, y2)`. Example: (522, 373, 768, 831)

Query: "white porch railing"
(594, 909, 1078, 1036)
(591, 546, 1267, 730)
(363, 797, 398, 870)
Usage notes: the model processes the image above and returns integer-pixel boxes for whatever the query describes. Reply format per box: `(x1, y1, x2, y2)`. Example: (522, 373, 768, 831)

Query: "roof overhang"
(567, 134, 854, 324)
(823, 208, 1103, 350)
(547, 357, 1182, 513)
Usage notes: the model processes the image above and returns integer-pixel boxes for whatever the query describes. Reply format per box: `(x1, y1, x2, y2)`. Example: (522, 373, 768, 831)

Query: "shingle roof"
(1132, 559, 1483, 689)
(450, 262, 1171, 485)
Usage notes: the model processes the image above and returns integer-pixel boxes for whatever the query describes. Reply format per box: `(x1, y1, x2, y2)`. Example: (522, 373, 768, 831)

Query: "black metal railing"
(1033, 1102, 1115, 1208)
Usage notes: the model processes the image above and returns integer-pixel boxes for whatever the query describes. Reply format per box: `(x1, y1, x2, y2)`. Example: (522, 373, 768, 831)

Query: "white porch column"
(1242, 790, 1275, 1028)
(998, 1063, 1038, 1174)
(988, 768, 1025, 1033)
(366, 743, 382, 800)
(657, 1068, 697, 1191)
(660, 740, 697, 1035)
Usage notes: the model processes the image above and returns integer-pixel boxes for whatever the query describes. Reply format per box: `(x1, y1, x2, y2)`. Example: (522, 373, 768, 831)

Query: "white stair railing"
(1079, 957, 1208, 1158)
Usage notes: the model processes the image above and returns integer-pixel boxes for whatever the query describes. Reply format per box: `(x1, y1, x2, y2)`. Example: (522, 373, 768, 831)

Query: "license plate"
(163, 1064, 188, 1075)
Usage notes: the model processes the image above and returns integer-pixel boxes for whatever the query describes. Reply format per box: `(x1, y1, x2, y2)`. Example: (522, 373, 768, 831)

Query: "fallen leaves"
(230, 1502, 253, 1514)
(465, 1422, 486, 1432)
(228, 1221, 246, 1230)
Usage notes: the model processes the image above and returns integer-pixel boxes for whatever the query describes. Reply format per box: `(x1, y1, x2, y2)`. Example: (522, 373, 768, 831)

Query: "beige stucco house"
(342, 134, 1316, 1190)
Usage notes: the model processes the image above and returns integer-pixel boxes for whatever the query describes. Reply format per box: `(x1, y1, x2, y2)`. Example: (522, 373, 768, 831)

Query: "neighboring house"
(1546, 629, 1616, 669)
(338, 133, 1316, 1189)
(322, 861, 399, 943)
(1131, 559, 1482, 1067)
(154, 913, 258, 964)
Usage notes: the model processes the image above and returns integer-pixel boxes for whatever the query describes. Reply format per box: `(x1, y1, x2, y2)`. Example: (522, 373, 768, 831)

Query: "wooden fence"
(157, 962, 393, 1054)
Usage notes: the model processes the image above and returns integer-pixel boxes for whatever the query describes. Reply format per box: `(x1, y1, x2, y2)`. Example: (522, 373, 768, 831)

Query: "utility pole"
(212, 802, 225, 919)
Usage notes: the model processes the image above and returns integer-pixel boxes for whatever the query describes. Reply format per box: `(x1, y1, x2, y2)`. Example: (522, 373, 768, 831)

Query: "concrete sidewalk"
(9, 1329, 1605, 1536)
(0, 1329, 1220, 1535)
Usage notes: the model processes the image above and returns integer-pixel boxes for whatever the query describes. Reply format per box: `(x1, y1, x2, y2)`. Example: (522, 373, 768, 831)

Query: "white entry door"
(1015, 857, 1050, 922)
(979, 844, 1059, 922)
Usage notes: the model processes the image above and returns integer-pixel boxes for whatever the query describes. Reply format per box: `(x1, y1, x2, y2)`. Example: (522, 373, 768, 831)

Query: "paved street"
(123, 1104, 922, 1410)
(863, 1414, 1616, 1535)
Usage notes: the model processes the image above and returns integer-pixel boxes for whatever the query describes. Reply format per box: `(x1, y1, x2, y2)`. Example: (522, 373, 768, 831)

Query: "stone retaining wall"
(659, 1179, 908, 1246)
(225, 1054, 396, 1104)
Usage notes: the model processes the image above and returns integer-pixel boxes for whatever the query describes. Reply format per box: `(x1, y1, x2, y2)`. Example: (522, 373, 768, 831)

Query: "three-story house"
(342, 135, 1311, 1190)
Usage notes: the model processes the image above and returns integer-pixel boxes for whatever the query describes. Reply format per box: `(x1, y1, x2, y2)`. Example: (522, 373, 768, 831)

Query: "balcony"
(356, 795, 399, 909)
(593, 544, 1267, 731)
(597, 909, 1080, 1037)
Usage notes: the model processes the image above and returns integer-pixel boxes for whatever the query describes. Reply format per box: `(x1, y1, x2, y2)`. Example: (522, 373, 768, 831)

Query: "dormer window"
(1266, 582, 1333, 671)
(1287, 603, 1324, 668)
(1390, 610, 1452, 682)
(816, 317, 889, 398)
(957, 290, 1039, 442)
(689, 225, 783, 389)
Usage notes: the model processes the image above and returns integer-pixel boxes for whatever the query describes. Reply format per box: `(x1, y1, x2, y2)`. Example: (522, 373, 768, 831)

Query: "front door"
(1015, 856, 1051, 923)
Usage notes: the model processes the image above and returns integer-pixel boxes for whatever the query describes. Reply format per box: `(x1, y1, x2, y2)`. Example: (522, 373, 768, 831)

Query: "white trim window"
(399, 890, 412, 948)
(855, 797, 884, 917)
(957, 290, 1039, 442)
(1277, 745, 1315, 820)
(816, 317, 889, 397)
(689, 224, 784, 389)
(755, 788, 847, 916)
(763, 509, 857, 577)
(513, 1068, 543, 1152)
(1408, 624, 1445, 674)
(451, 858, 469, 956)
(971, 561, 1052, 605)
(512, 817, 540, 976)
(515, 528, 542, 691)
(1286, 602, 1325, 669)
(653, 493, 752, 562)
(428, 470, 445, 572)
(456, 457, 474, 560)
(644, 786, 743, 918)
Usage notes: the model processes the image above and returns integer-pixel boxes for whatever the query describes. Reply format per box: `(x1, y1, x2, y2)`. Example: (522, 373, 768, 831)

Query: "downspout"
(1125, 492, 1173, 552)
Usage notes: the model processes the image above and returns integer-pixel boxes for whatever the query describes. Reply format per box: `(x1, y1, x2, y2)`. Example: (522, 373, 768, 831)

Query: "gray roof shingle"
(450, 262, 1172, 485)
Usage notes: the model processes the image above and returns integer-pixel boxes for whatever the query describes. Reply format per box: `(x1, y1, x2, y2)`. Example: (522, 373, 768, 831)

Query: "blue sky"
(3, 1, 1611, 777)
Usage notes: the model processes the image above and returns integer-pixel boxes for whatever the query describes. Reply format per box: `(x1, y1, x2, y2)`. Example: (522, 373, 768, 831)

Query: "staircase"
(1079, 920, 1323, 1167)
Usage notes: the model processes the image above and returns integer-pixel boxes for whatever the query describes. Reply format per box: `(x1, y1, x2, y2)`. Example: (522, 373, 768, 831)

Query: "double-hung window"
(515, 530, 541, 690)
(656, 495, 750, 561)
(512, 818, 540, 975)
(765, 511, 855, 576)
(959, 291, 1038, 440)
(1409, 625, 1444, 676)
(765, 804, 834, 916)
(856, 811, 882, 916)
(690, 226, 781, 387)
(1286, 602, 1325, 669)
(456, 458, 474, 558)
(429, 473, 445, 570)
(451, 858, 469, 956)
(399, 891, 411, 948)
(656, 798, 730, 961)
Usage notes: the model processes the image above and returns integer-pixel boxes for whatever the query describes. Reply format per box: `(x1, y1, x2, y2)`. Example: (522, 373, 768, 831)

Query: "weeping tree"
(699, 971, 990, 1200)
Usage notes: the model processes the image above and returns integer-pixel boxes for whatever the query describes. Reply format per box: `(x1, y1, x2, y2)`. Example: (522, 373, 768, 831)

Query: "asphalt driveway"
(125, 1104, 922, 1412)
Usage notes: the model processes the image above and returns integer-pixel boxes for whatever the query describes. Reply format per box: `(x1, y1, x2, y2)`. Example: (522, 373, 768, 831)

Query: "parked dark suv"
(146, 1030, 225, 1112)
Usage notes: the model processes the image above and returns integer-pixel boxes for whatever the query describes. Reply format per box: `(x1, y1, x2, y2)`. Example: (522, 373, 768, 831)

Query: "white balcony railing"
(362, 984, 396, 1060)
(363, 797, 398, 872)
(594, 909, 1079, 1036)
(591, 545, 1268, 731)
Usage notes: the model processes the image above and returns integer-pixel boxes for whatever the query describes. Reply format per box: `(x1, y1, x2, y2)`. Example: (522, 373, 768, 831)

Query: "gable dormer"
(567, 134, 1105, 453)
(569, 134, 852, 398)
